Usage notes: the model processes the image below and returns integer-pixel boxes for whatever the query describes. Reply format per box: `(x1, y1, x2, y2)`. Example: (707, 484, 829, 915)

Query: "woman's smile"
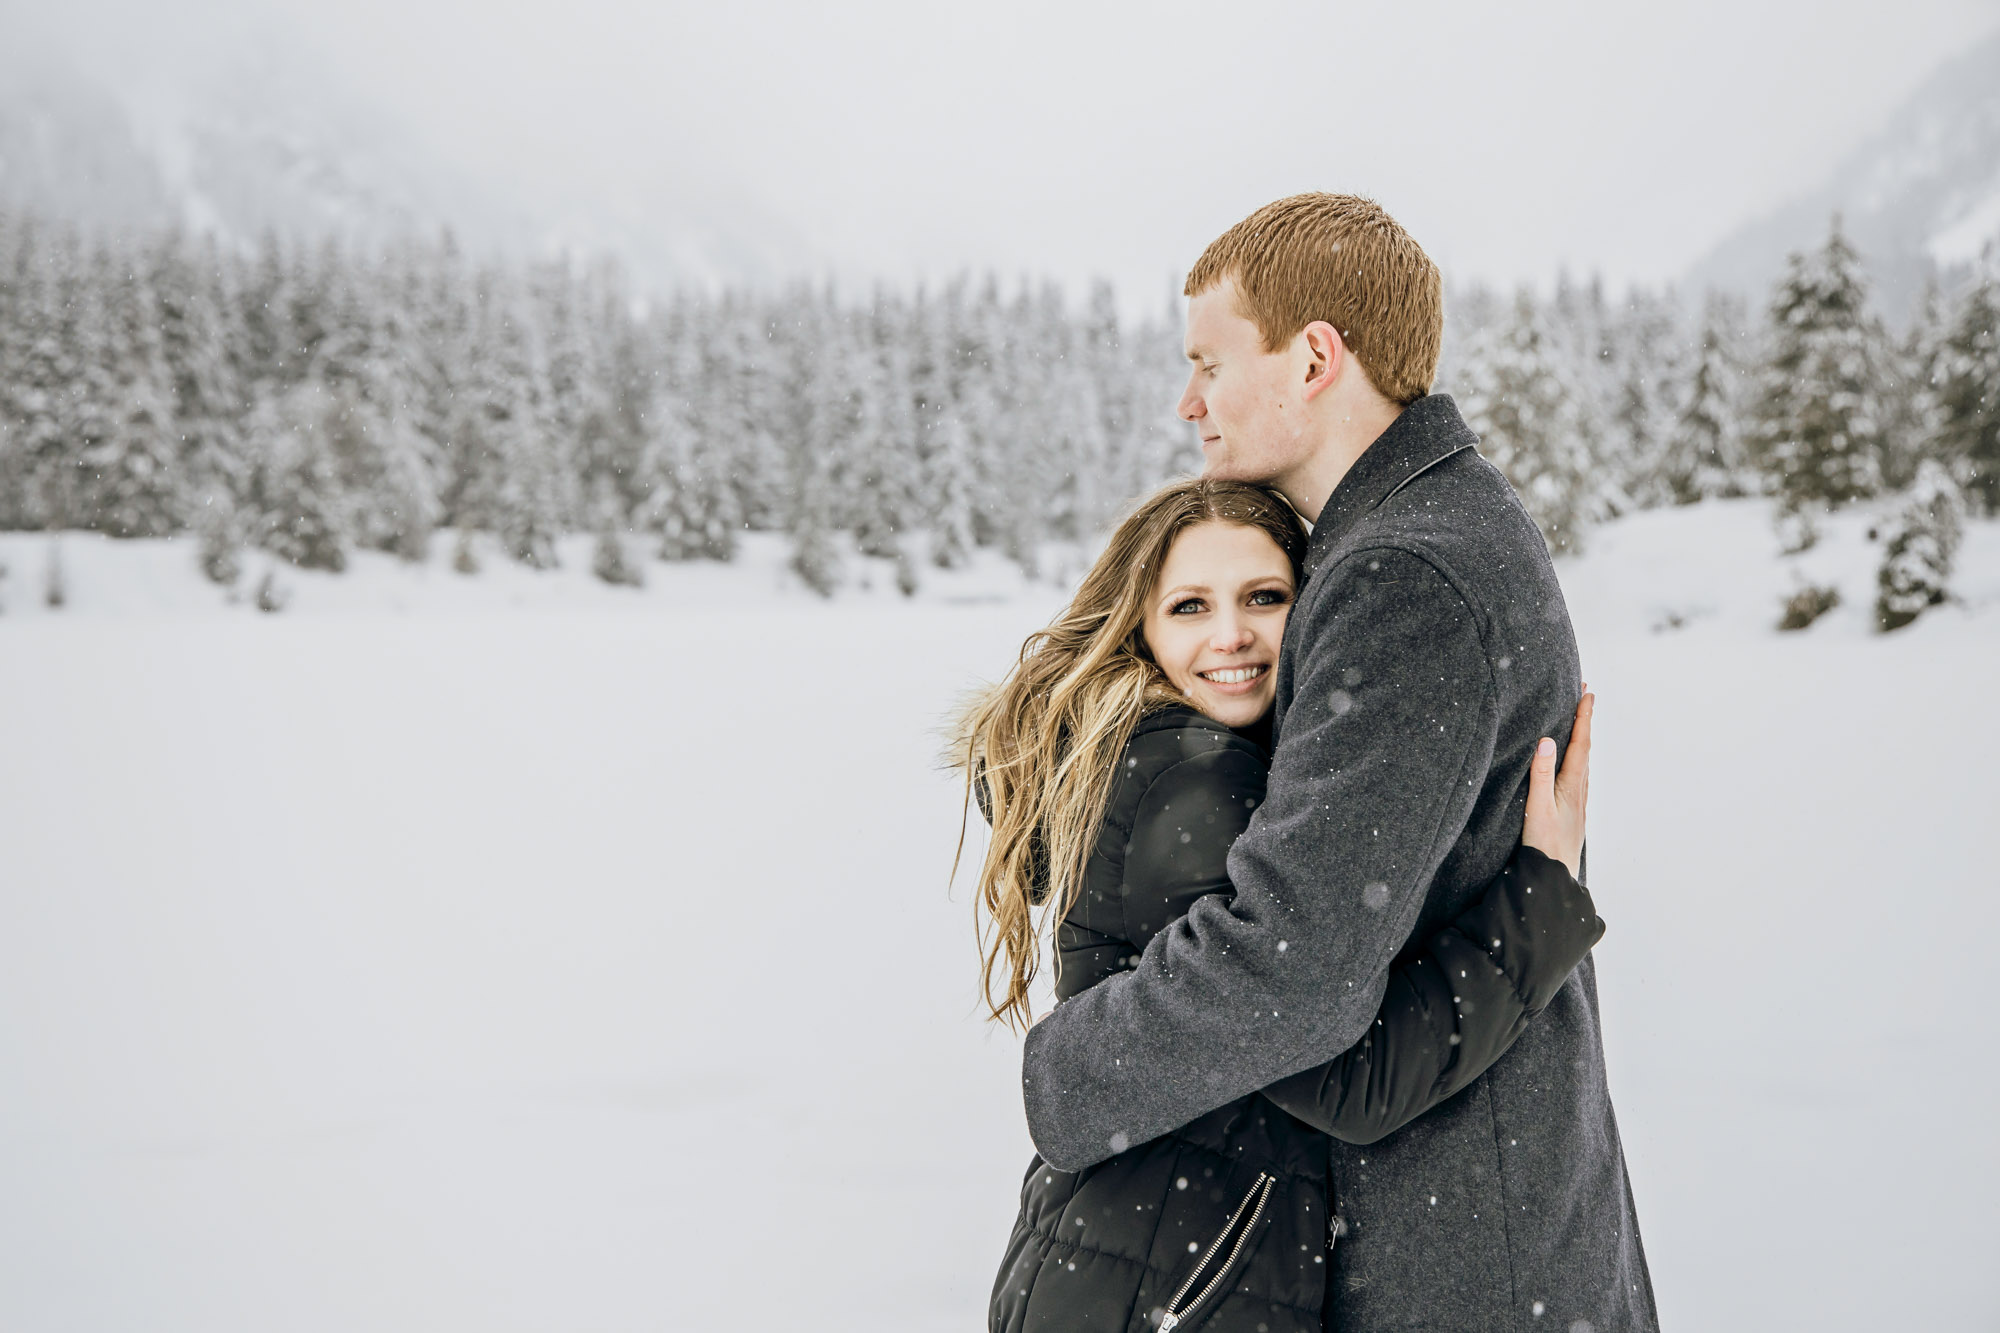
(1196, 663, 1270, 690)
(1141, 520, 1294, 728)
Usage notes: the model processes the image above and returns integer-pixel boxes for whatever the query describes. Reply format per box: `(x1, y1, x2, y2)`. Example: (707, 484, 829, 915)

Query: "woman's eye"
(1170, 598, 1206, 615)
(1248, 588, 1290, 607)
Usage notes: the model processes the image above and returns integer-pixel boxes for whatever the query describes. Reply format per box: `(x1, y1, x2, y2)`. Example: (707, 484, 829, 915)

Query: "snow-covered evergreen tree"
(788, 466, 844, 598)
(1874, 459, 1965, 632)
(849, 326, 918, 562)
(1881, 280, 1949, 495)
(1459, 293, 1597, 555)
(244, 380, 351, 572)
(1932, 252, 2000, 513)
(1661, 293, 1750, 503)
(314, 266, 439, 561)
(925, 410, 976, 570)
(0, 219, 80, 529)
(151, 233, 249, 520)
(1750, 218, 1889, 517)
(1599, 290, 1683, 513)
(452, 285, 565, 568)
(79, 244, 183, 538)
(635, 320, 740, 562)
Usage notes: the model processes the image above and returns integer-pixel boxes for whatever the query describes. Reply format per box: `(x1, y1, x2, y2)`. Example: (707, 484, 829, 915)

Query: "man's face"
(1178, 279, 1315, 490)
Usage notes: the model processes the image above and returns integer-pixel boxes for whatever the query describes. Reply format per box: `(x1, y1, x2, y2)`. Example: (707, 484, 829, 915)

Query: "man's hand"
(1522, 688, 1592, 879)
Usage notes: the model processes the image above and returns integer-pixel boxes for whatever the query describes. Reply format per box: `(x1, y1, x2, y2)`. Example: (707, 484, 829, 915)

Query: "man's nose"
(1177, 377, 1204, 422)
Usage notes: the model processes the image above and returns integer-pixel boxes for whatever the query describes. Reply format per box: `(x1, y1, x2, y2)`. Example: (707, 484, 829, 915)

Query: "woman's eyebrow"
(1158, 583, 1210, 600)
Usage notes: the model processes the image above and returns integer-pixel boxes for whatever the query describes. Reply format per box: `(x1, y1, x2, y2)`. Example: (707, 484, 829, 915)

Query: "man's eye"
(1170, 598, 1205, 615)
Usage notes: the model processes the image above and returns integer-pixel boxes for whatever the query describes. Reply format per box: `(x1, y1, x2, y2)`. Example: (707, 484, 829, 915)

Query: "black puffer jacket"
(990, 706, 1602, 1332)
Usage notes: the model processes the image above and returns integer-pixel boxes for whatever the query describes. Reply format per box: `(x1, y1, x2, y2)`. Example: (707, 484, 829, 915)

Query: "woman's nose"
(1211, 621, 1254, 653)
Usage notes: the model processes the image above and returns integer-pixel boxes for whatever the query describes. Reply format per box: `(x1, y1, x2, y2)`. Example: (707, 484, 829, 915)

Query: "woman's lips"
(1196, 663, 1270, 694)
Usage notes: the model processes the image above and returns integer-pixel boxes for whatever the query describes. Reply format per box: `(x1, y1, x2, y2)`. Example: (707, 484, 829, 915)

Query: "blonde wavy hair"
(952, 478, 1308, 1029)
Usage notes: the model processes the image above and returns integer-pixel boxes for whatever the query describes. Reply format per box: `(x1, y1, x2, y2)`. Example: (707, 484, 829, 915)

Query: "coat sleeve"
(1020, 548, 1499, 1172)
(1260, 844, 1602, 1144)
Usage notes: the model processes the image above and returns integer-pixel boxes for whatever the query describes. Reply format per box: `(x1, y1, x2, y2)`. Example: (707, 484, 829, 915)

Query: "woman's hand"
(1522, 689, 1592, 880)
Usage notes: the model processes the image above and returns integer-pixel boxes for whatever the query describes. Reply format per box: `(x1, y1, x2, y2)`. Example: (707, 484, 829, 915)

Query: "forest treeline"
(0, 207, 1994, 618)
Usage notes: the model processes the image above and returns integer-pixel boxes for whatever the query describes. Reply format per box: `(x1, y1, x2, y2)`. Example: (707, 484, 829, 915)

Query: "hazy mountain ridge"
(1688, 27, 2000, 319)
(0, 36, 811, 292)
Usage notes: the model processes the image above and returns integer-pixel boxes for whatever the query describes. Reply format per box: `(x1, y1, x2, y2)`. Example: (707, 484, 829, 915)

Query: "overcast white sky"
(22, 0, 2000, 308)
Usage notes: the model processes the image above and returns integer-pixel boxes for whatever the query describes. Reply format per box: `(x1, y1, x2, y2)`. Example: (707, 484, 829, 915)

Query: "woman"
(957, 479, 1601, 1332)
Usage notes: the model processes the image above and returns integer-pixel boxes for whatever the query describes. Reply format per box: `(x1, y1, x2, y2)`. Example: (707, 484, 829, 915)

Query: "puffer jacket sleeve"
(1123, 754, 1604, 1147)
(1259, 845, 1602, 1144)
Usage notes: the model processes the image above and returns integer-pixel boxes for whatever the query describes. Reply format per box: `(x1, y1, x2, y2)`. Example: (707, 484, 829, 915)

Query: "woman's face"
(1141, 520, 1295, 728)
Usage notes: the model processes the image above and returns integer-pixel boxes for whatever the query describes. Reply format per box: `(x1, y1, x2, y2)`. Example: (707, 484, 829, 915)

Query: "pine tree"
(1600, 291, 1682, 512)
(317, 263, 439, 560)
(0, 217, 79, 529)
(635, 406, 717, 562)
(244, 379, 351, 572)
(1933, 252, 2000, 513)
(635, 323, 741, 562)
(710, 299, 789, 533)
(1875, 460, 1965, 631)
(1459, 292, 1596, 555)
(670, 321, 741, 560)
(1661, 294, 1750, 503)
(237, 233, 310, 399)
(788, 469, 843, 597)
(151, 233, 250, 522)
(1750, 217, 1889, 518)
(925, 410, 976, 570)
(79, 244, 184, 538)
(850, 330, 914, 561)
(1881, 280, 1949, 495)
(451, 283, 564, 568)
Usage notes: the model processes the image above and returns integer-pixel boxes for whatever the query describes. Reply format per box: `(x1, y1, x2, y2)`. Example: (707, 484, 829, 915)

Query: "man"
(1020, 195, 1656, 1330)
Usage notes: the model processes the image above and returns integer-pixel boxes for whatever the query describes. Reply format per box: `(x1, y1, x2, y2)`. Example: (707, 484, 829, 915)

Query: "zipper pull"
(1157, 1316, 1180, 1332)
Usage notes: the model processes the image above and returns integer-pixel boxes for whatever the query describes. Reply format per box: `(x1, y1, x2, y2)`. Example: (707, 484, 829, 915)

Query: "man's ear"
(1300, 321, 1345, 403)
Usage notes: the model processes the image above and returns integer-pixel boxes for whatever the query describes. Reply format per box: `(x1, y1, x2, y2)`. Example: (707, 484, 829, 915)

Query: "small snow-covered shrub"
(1773, 503, 1820, 555)
(1875, 460, 1965, 632)
(254, 570, 290, 614)
(591, 531, 645, 588)
(198, 504, 244, 587)
(790, 527, 842, 598)
(44, 538, 65, 609)
(1778, 582, 1840, 631)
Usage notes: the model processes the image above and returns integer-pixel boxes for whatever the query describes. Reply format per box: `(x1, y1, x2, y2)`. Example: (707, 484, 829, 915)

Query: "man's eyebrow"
(1184, 345, 1210, 362)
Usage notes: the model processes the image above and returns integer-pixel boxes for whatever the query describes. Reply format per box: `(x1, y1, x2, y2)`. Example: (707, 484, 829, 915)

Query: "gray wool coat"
(1019, 395, 1658, 1331)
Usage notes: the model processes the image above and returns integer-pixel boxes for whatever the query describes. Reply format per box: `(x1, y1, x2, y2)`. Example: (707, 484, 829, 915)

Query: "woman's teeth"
(1199, 665, 1267, 685)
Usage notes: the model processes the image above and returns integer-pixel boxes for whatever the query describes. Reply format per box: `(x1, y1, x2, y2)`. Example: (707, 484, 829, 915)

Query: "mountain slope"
(0, 33, 812, 292)
(1687, 28, 2000, 319)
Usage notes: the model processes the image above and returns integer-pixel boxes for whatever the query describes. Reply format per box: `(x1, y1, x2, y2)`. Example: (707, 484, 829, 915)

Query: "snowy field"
(1, 499, 1997, 1332)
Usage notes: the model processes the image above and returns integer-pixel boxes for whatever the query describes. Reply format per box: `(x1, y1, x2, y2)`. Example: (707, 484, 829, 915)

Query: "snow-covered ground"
(0, 499, 1995, 1332)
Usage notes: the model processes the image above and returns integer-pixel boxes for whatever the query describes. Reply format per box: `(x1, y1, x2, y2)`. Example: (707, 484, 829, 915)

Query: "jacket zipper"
(1156, 1171, 1273, 1332)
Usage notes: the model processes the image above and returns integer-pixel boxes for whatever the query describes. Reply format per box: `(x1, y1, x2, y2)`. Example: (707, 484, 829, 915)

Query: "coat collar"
(1302, 393, 1478, 577)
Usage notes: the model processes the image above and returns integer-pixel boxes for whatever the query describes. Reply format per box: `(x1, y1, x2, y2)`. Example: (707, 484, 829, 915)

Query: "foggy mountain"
(0, 31, 813, 293)
(1687, 27, 2000, 321)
